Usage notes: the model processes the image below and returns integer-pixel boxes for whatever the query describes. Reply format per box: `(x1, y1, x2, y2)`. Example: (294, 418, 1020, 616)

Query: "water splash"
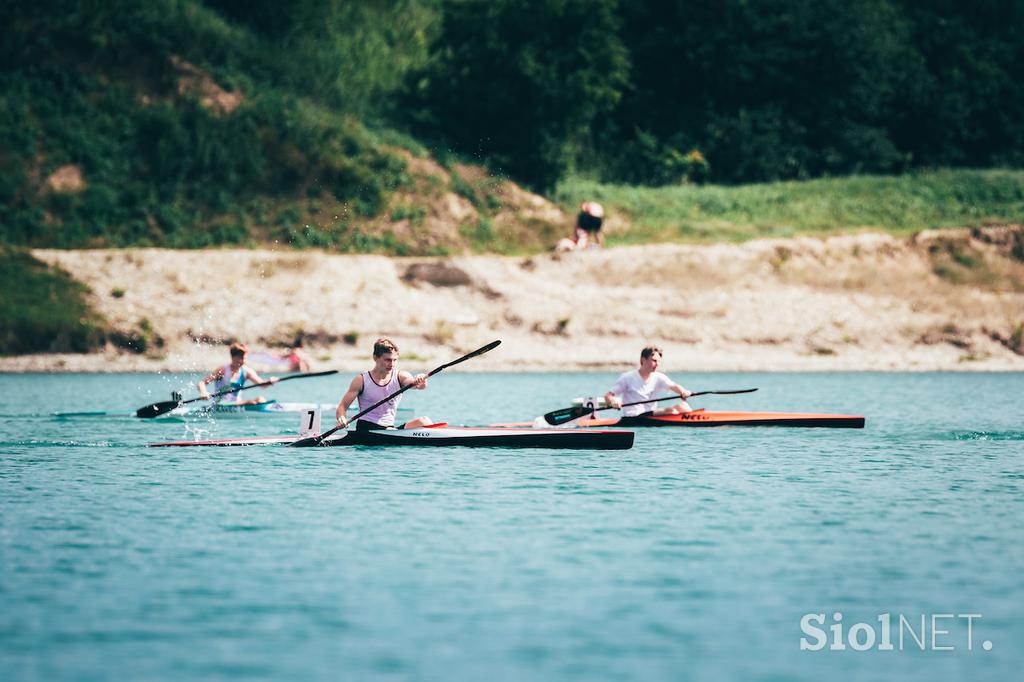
(950, 430, 1024, 441)
(182, 421, 213, 443)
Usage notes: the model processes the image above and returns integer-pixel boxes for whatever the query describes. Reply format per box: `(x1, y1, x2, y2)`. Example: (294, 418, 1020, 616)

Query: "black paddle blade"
(135, 401, 181, 419)
(470, 339, 502, 356)
(434, 339, 501, 374)
(544, 406, 592, 426)
(694, 388, 759, 396)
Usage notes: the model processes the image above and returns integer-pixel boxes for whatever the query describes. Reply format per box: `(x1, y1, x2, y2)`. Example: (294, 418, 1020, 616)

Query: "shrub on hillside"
(0, 249, 108, 355)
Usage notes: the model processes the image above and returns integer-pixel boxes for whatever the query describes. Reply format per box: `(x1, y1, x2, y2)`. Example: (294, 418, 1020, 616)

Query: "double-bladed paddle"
(289, 339, 502, 447)
(543, 388, 759, 425)
(135, 370, 339, 419)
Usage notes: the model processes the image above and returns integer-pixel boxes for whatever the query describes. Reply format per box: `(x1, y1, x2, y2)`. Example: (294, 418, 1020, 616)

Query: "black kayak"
(151, 425, 635, 450)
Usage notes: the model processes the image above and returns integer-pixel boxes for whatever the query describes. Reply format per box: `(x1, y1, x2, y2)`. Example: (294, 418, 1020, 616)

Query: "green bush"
(391, 204, 427, 224)
(608, 130, 711, 186)
(275, 223, 337, 249)
(109, 317, 165, 355)
(449, 173, 480, 208)
(0, 249, 109, 355)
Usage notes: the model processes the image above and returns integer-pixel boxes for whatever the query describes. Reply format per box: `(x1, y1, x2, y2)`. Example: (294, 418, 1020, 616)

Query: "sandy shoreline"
(3, 230, 1022, 374)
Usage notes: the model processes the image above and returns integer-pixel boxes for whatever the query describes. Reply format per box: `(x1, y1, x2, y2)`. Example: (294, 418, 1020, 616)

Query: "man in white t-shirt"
(604, 346, 692, 417)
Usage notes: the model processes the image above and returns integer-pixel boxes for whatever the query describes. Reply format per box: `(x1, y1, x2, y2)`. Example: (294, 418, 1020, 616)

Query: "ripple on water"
(949, 430, 1024, 441)
(1, 439, 118, 448)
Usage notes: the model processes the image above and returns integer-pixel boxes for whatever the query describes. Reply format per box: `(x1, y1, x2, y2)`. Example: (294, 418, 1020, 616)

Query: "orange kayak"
(497, 408, 865, 429)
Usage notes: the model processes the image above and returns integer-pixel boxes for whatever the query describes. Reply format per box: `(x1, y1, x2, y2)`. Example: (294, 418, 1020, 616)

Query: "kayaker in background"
(334, 338, 433, 431)
(198, 342, 278, 404)
(247, 335, 311, 372)
(284, 336, 311, 372)
(555, 201, 605, 252)
(605, 346, 693, 416)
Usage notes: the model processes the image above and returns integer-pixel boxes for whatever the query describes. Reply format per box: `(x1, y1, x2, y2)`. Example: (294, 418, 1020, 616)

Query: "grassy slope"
(555, 169, 1024, 244)
(0, 249, 108, 355)
(0, 1, 409, 250)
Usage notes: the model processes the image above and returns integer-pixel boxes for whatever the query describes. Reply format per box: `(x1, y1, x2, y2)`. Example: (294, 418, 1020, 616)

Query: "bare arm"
(399, 370, 428, 390)
(335, 374, 364, 426)
(243, 366, 278, 388)
(197, 367, 225, 399)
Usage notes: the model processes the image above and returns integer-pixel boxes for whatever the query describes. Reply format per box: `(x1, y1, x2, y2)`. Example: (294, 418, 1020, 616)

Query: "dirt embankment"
(3, 226, 1022, 373)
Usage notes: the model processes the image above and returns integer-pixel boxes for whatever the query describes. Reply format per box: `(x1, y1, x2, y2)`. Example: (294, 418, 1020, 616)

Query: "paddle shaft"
(187, 370, 337, 405)
(291, 340, 501, 446)
(616, 389, 757, 410)
(135, 370, 338, 418)
(544, 389, 758, 425)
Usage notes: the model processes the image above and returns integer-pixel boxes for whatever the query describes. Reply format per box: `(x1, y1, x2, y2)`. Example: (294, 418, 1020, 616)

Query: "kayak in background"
(495, 408, 865, 429)
(167, 400, 335, 417)
(615, 410, 863, 428)
(53, 402, 410, 419)
(151, 424, 635, 450)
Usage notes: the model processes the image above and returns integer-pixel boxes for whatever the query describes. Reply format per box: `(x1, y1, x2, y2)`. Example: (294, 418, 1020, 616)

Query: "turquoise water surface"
(1, 372, 1021, 681)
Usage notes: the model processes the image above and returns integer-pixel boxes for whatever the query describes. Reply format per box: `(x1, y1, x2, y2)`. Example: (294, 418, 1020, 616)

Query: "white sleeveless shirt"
(357, 370, 402, 426)
(213, 364, 247, 403)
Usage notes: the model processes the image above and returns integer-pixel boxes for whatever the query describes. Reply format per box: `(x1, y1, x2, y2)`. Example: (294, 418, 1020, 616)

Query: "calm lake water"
(1, 372, 1021, 681)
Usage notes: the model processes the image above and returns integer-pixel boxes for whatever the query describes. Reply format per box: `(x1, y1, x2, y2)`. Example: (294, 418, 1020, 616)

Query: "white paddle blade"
(299, 408, 322, 437)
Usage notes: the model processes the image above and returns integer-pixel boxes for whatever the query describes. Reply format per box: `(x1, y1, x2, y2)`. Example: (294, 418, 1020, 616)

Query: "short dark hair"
(640, 346, 662, 360)
(229, 342, 248, 359)
(577, 211, 603, 232)
(373, 338, 399, 357)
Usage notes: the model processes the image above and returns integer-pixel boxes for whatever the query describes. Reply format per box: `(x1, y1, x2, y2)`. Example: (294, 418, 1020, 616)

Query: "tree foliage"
(206, 0, 439, 118)
(412, 0, 1024, 186)
(407, 0, 630, 190)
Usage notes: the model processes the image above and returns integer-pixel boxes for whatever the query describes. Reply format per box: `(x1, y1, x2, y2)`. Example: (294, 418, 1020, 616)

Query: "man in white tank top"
(334, 338, 433, 431)
(604, 346, 692, 417)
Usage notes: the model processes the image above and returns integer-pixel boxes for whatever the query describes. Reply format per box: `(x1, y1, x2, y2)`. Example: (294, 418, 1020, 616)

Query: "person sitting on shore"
(604, 346, 692, 417)
(334, 338, 433, 431)
(556, 201, 605, 252)
(198, 342, 278, 405)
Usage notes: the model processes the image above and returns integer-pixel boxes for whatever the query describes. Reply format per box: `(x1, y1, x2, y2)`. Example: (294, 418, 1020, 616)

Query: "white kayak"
(54, 401, 409, 419)
(167, 400, 337, 417)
